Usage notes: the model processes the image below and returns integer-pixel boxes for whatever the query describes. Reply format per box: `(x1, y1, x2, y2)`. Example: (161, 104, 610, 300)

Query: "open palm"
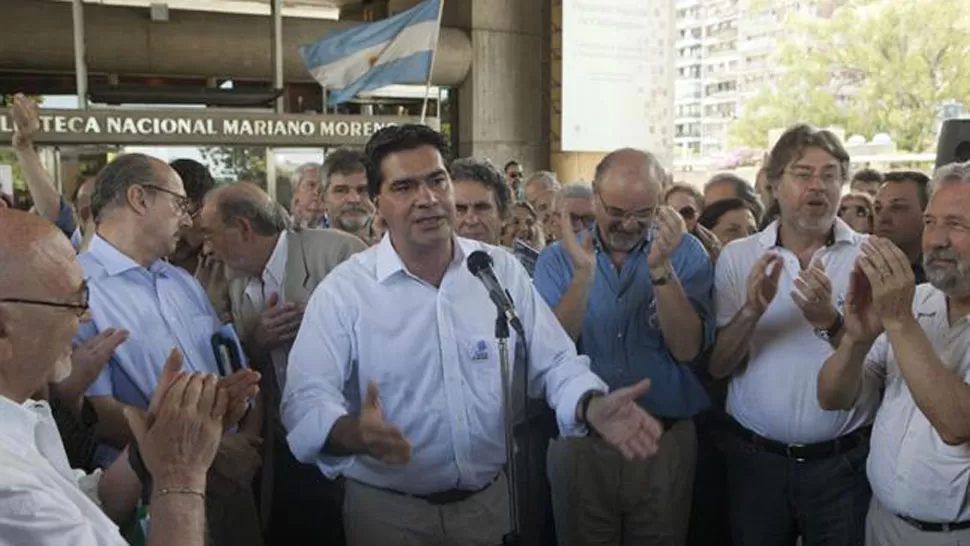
(843, 265, 882, 343)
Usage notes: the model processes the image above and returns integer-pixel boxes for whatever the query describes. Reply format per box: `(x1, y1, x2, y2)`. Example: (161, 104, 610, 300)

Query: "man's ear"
(126, 185, 150, 216)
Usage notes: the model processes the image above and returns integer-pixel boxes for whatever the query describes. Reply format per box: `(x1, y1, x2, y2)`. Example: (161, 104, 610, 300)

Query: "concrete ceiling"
(52, 0, 354, 19)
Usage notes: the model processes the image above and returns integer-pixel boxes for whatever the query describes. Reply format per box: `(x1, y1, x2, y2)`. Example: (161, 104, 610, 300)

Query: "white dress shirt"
(282, 236, 606, 495)
(244, 231, 290, 389)
(0, 396, 124, 546)
(866, 284, 970, 523)
(715, 218, 879, 444)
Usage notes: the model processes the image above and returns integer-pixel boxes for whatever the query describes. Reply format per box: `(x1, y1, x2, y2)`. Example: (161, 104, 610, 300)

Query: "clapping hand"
(693, 224, 722, 263)
(843, 261, 883, 344)
(560, 211, 595, 274)
(10, 93, 39, 150)
(53, 329, 129, 412)
(791, 258, 838, 329)
(647, 206, 687, 268)
(745, 253, 784, 316)
(359, 382, 411, 465)
(585, 380, 664, 460)
(855, 237, 915, 329)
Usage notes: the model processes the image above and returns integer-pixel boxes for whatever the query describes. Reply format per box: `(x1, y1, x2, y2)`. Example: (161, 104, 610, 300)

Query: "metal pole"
(268, 0, 283, 202)
(72, 0, 89, 109)
(496, 316, 520, 540)
(271, 0, 284, 114)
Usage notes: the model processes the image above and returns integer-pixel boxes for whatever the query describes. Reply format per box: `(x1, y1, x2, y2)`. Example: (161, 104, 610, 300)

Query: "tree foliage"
(199, 147, 268, 187)
(730, 0, 970, 152)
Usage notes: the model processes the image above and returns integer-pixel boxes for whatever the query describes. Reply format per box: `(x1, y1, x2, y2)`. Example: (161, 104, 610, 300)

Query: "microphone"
(467, 250, 524, 335)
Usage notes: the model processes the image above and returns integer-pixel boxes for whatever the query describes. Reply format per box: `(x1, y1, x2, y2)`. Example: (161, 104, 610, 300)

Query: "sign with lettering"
(0, 109, 438, 147)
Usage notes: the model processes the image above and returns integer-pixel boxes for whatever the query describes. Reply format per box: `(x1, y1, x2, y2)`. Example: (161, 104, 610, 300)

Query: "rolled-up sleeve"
(508, 254, 606, 438)
(281, 278, 356, 478)
(533, 243, 570, 309)
(672, 235, 716, 352)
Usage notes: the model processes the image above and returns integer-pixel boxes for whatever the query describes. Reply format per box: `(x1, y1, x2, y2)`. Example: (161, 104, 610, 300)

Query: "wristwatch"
(650, 266, 674, 286)
(814, 312, 844, 342)
(578, 390, 604, 425)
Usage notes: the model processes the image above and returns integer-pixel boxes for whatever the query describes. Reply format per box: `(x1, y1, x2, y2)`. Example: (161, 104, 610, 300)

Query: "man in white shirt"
(709, 124, 874, 546)
(818, 161, 970, 546)
(282, 124, 664, 546)
(0, 209, 248, 546)
(198, 182, 366, 545)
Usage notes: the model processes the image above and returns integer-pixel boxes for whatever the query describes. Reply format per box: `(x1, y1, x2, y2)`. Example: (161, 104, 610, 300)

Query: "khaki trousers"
(866, 497, 970, 546)
(343, 476, 511, 546)
(548, 420, 697, 546)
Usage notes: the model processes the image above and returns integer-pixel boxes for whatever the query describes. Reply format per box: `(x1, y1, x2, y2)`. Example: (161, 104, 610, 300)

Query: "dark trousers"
(263, 434, 346, 546)
(723, 433, 871, 546)
(686, 411, 732, 546)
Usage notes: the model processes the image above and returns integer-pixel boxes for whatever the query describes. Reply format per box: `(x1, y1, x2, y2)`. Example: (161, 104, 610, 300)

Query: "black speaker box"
(936, 118, 970, 168)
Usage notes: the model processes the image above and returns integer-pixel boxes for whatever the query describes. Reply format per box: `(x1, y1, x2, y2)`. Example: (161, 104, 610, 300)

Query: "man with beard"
(534, 148, 714, 545)
(75, 153, 264, 546)
(817, 161, 970, 545)
(321, 149, 378, 244)
(198, 181, 366, 545)
(710, 124, 872, 546)
(282, 125, 665, 546)
(873, 171, 930, 284)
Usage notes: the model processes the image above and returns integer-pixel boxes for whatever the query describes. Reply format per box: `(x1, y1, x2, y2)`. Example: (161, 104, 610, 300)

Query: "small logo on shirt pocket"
(470, 339, 490, 361)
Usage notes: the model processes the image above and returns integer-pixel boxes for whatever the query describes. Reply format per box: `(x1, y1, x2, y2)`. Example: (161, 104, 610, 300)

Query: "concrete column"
(453, 0, 549, 173)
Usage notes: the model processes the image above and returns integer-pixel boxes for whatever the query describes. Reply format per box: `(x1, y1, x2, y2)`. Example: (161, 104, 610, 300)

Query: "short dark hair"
(704, 173, 764, 221)
(321, 148, 367, 192)
(91, 153, 161, 221)
(765, 123, 851, 189)
(215, 187, 287, 237)
(851, 168, 884, 185)
(363, 124, 451, 199)
(450, 157, 512, 218)
(503, 160, 520, 172)
(169, 159, 215, 205)
(882, 170, 931, 210)
(698, 197, 754, 230)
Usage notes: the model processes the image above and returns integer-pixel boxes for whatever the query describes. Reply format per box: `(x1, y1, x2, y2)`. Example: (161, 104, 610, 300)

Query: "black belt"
(728, 418, 871, 462)
(370, 474, 499, 506)
(898, 514, 970, 533)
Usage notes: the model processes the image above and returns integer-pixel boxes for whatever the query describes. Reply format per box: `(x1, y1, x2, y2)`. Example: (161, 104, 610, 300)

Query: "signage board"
(0, 109, 438, 147)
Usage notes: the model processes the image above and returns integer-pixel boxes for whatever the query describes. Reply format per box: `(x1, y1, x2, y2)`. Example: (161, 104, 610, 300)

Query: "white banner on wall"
(562, 0, 668, 153)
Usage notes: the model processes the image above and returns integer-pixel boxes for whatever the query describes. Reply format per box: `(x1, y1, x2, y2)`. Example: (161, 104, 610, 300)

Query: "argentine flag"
(300, 0, 442, 107)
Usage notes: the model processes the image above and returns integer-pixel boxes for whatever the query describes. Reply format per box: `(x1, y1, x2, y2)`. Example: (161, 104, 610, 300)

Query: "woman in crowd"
(838, 191, 874, 234)
(697, 197, 759, 246)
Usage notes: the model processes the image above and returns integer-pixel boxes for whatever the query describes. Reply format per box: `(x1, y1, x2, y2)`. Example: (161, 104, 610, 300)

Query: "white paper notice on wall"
(561, 0, 673, 154)
(0, 164, 12, 196)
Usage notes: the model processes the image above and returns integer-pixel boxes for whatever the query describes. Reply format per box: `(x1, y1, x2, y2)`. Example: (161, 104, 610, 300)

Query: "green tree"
(730, 0, 970, 152)
(199, 147, 268, 187)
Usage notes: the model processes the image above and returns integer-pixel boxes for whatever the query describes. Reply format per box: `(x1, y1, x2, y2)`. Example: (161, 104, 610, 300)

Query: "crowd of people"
(1, 89, 970, 546)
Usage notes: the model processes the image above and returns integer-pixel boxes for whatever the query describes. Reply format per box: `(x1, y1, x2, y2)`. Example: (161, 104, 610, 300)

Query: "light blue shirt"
(76, 235, 222, 409)
(282, 236, 606, 495)
(534, 227, 715, 419)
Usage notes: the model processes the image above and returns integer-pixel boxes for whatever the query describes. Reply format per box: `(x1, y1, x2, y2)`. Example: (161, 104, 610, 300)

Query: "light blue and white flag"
(300, 0, 442, 107)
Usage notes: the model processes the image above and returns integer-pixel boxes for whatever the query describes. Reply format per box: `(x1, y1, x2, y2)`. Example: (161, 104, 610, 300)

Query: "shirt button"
(617, 333, 623, 339)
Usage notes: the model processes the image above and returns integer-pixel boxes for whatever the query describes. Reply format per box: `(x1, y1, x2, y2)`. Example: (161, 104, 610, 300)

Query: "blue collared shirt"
(534, 228, 715, 418)
(76, 235, 223, 409)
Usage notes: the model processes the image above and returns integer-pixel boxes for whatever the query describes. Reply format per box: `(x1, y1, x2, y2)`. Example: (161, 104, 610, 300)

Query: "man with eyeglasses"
(0, 209, 259, 546)
(709, 124, 872, 546)
(534, 148, 714, 545)
(75, 153, 265, 546)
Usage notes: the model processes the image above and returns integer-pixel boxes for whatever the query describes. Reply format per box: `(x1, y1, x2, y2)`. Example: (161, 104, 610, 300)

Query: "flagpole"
(420, 0, 444, 125)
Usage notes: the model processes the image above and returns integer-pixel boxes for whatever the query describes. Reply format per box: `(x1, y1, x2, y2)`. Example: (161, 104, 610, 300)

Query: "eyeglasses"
(142, 184, 192, 215)
(0, 282, 89, 318)
(786, 169, 841, 186)
(597, 193, 656, 223)
(678, 206, 697, 221)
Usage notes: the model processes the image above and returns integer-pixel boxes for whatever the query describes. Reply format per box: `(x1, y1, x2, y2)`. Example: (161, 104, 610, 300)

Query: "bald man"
(535, 148, 714, 545)
(0, 210, 244, 546)
(198, 182, 365, 545)
(75, 154, 264, 546)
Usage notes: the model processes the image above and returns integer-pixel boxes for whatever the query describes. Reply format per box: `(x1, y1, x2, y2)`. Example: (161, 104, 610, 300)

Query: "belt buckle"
(941, 522, 951, 533)
(785, 443, 806, 462)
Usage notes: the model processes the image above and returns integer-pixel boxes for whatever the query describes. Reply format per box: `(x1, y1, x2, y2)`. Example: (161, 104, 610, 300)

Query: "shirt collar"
(375, 234, 472, 284)
(89, 234, 168, 277)
(757, 217, 861, 249)
(0, 395, 47, 457)
(262, 231, 288, 288)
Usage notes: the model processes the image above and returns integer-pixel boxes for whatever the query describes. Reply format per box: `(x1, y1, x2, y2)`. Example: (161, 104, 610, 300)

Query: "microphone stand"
(496, 312, 521, 546)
